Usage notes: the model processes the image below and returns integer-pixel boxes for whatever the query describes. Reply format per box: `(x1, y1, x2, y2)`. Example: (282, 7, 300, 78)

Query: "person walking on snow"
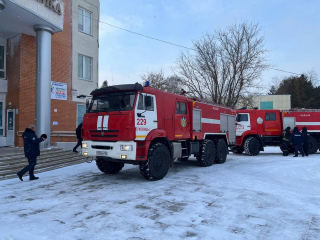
(290, 127, 305, 157)
(73, 122, 83, 153)
(302, 127, 310, 156)
(17, 125, 47, 181)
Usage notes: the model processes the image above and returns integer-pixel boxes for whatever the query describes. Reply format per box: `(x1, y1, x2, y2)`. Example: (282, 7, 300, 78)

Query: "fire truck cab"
(81, 83, 236, 180)
(233, 109, 320, 155)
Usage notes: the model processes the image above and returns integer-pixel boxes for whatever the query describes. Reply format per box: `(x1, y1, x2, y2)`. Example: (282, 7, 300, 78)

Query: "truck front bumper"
(82, 141, 137, 161)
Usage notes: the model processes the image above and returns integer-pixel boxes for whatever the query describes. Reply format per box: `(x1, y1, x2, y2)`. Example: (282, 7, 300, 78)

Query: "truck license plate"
(97, 151, 108, 156)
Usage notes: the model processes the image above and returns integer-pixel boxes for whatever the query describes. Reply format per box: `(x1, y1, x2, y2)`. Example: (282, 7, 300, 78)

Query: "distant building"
(0, 0, 100, 147)
(72, 0, 100, 124)
(237, 95, 291, 110)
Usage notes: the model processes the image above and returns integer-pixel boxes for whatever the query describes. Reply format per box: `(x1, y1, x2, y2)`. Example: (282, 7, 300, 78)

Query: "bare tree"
(237, 95, 258, 109)
(175, 22, 269, 107)
(267, 77, 281, 95)
(307, 68, 319, 86)
(141, 70, 166, 90)
(141, 70, 183, 94)
(165, 75, 184, 94)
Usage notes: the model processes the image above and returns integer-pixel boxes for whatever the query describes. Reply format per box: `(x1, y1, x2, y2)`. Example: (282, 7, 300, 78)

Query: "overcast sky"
(98, 0, 320, 91)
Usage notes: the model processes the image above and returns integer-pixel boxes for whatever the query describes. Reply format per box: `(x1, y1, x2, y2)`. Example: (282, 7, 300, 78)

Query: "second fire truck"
(233, 109, 320, 155)
(81, 83, 236, 180)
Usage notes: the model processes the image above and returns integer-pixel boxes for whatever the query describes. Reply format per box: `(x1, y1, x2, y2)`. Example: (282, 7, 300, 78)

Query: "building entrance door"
(6, 109, 15, 146)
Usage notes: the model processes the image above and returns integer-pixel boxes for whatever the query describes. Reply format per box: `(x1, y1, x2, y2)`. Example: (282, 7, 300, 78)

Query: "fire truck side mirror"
(236, 114, 241, 122)
(145, 96, 152, 107)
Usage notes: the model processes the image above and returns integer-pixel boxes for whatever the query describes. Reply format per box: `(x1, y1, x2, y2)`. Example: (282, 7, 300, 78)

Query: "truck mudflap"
(82, 141, 137, 161)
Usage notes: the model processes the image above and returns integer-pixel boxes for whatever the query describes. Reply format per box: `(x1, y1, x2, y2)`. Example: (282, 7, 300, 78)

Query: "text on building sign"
(37, 0, 62, 15)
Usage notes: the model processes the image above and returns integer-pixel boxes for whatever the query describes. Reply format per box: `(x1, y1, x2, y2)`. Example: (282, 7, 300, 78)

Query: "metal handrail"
(17, 131, 77, 141)
(52, 131, 75, 134)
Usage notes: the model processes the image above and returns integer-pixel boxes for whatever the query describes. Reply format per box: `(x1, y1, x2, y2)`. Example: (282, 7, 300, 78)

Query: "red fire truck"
(233, 109, 320, 155)
(81, 83, 236, 180)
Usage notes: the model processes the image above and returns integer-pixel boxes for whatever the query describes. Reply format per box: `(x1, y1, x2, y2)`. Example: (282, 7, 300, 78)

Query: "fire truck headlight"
(120, 145, 133, 151)
(82, 143, 88, 149)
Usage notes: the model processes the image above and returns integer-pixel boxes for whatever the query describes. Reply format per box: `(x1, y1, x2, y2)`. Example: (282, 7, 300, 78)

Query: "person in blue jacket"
(290, 127, 305, 157)
(17, 125, 47, 181)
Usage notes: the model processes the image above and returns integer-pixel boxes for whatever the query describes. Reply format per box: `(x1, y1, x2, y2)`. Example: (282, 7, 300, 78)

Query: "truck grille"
(92, 146, 113, 150)
(89, 130, 119, 138)
(90, 130, 119, 133)
(90, 135, 118, 138)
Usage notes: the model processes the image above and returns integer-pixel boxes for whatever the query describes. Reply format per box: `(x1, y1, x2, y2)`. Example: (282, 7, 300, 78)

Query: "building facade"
(237, 95, 291, 110)
(0, 0, 100, 147)
(72, 0, 100, 126)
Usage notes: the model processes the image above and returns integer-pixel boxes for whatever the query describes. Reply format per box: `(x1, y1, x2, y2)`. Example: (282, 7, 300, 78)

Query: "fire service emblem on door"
(181, 117, 187, 127)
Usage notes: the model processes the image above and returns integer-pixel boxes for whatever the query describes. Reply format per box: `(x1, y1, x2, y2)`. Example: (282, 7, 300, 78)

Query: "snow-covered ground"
(1, 147, 320, 240)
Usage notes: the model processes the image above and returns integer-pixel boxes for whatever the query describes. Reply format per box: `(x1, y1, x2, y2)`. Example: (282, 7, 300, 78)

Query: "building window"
(0, 101, 4, 136)
(77, 104, 86, 126)
(78, 8, 92, 35)
(78, 54, 92, 80)
(0, 45, 5, 79)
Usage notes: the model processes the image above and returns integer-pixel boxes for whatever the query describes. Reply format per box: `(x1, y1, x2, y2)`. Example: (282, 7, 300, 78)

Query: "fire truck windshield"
(88, 91, 136, 113)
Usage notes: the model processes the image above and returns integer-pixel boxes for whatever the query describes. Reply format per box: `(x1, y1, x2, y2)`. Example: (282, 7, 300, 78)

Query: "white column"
(34, 25, 54, 149)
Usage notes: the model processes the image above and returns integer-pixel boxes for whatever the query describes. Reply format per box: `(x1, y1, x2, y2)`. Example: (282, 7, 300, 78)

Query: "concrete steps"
(0, 148, 89, 181)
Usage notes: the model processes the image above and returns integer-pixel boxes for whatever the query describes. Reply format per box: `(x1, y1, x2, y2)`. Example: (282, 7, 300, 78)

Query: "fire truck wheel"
(214, 139, 228, 164)
(308, 136, 318, 154)
(197, 140, 215, 167)
(96, 158, 124, 174)
(244, 137, 260, 156)
(140, 143, 170, 181)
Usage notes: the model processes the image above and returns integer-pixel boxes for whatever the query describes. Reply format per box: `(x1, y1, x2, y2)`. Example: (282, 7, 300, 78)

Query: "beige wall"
(237, 95, 291, 110)
(72, 0, 100, 103)
(254, 95, 291, 110)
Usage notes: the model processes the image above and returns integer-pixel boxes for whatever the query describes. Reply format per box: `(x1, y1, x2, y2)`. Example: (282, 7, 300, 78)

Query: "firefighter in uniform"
(290, 127, 305, 157)
(302, 127, 310, 156)
(281, 127, 291, 156)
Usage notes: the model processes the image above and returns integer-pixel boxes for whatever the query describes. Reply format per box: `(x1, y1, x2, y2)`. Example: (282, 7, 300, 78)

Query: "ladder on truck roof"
(282, 109, 320, 112)
(189, 98, 236, 111)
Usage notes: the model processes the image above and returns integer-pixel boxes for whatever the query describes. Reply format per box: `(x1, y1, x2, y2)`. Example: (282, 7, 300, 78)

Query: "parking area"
(1, 148, 320, 240)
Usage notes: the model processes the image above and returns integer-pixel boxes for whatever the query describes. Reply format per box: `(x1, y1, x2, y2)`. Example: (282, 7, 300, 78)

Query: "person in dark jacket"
(73, 122, 83, 153)
(281, 126, 291, 156)
(290, 127, 305, 157)
(17, 125, 47, 181)
(302, 127, 310, 156)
